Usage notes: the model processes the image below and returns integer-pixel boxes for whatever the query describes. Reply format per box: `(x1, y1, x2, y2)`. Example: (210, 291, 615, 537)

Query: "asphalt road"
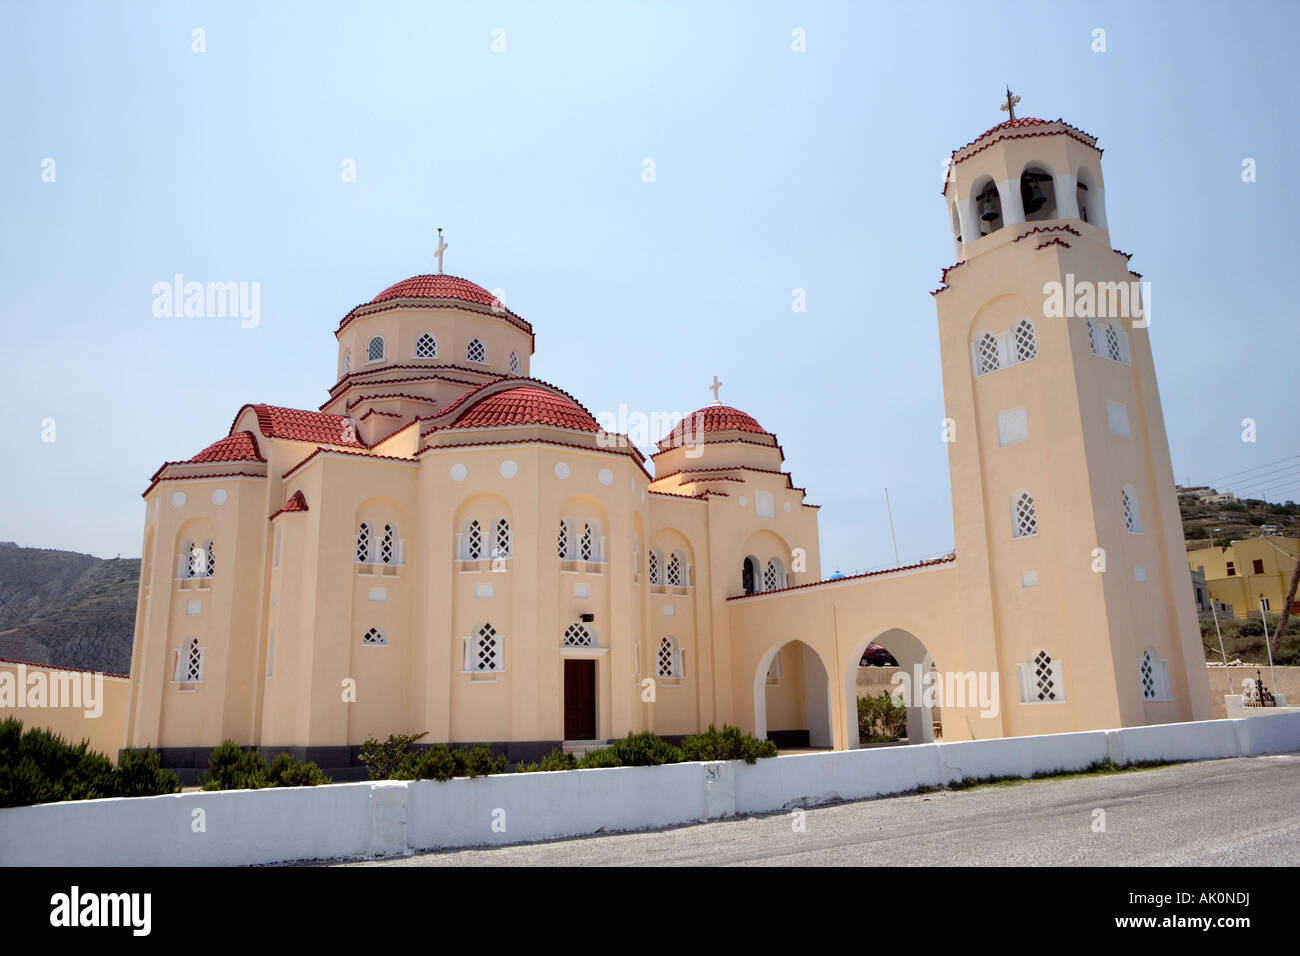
(347, 753, 1300, 866)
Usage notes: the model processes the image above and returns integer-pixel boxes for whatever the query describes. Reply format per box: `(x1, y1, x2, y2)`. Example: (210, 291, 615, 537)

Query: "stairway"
(561, 739, 608, 758)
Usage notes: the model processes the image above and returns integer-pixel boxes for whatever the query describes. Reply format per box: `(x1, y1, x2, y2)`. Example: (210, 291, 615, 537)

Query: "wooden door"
(564, 659, 596, 740)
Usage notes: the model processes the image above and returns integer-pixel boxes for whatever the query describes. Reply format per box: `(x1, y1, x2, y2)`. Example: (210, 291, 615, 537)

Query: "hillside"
(1178, 487, 1300, 549)
(0, 542, 138, 675)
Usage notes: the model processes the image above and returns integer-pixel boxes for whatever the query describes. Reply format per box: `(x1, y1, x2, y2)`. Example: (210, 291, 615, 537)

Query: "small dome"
(371, 275, 503, 309)
(665, 405, 770, 444)
(449, 387, 600, 433)
(190, 431, 264, 463)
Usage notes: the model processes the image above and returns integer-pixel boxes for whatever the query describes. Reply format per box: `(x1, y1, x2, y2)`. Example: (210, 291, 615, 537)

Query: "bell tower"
(935, 101, 1211, 735)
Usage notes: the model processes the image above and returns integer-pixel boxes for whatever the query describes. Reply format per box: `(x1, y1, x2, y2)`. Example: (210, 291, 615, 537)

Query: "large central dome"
(370, 274, 502, 308)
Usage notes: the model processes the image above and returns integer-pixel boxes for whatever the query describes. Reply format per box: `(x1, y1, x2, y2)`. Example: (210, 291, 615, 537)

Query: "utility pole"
(1269, 545, 1300, 660)
(884, 488, 900, 568)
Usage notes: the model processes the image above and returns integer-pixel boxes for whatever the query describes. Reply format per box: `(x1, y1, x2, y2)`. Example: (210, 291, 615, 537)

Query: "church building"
(123, 106, 1212, 777)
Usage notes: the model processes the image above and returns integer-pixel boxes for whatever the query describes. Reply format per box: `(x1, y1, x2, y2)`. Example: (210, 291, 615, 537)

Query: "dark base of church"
(133, 731, 811, 785)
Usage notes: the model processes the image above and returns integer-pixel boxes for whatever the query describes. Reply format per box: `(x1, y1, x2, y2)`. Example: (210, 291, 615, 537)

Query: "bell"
(979, 197, 999, 221)
(1022, 175, 1046, 215)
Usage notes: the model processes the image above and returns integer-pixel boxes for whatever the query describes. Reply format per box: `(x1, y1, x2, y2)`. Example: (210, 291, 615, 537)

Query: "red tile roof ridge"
(342, 391, 444, 411)
(0, 656, 129, 679)
(726, 553, 957, 600)
(335, 291, 533, 339)
(268, 490, 309, 519)
(415, 436, 652, 478)
(280, 446, 419, 481)
(1012, 224, 1082, 242)
(1035, 238, 1072, 250)
(189, 430, 265, 464)
(142, 470, 265, 498)
(942, 118, 1100, 196)
(230, 403, 367, 448)
(329, 364, 502, 396)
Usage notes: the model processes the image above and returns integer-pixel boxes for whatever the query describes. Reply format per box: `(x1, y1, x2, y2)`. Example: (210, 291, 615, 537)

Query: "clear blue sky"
(2, 1, 1297, 569)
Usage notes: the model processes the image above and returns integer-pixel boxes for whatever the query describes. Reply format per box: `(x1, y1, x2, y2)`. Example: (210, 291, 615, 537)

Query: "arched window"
(666, 552, 682, 587)
(563, 623, 594, 647)
(380, 524, 395, 564)
(342, 350, 351, 374)
(465, 519, 482, 560)
(415, 333, 437, 359)
(367, 335, 385, 362)
(204, 539, 215, 577)
(580, 523, 594, 561)
(494, 518, 511, 558)
(1012, 491, 1038, 539)
(976, 332, 1000, 375)
(1140, 647, 1169, 701)
(467, 338, 486, 364)
(657, 636, 681, 679)
(1020, 165, 1057, 222)
(648, 549, 662, 585)
(742, 556, 758, 595)
(1019, 648, 1064, 703)
(1122, 485, 1143, 534)
(557, 519, 571, 559)
(362, 627, 387, 646)
(1087, 318, 1100, 355)
(764, 558, 785, 591)
(1105, 322, 1123, 363)
(470, 622, 501, 672)
(1013, 319, 1037, 362)
(509, 351, 520, 375)
(356, 523, 370, 562)
(175, 637, 204, 682)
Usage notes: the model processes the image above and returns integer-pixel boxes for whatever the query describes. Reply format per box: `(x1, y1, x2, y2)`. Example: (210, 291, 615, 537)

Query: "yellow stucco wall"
(1188, 538, 1299, 619)
(0, 662, 131, 762)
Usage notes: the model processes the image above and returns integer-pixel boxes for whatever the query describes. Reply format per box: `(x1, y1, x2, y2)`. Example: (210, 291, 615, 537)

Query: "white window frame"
(1011, 490, 1038, 539)
(1122, 484, 1143, 534)
(467, 338, 487, 364)
(1139, 646, 1171, 701)
(996, 407, 1029, 446)
(509, 351, 520, 375)
(362, 627, 388, 647)
(1106, 400, 1130, 436)
(415, 332, 437, 359)
(173, 637, 204, 683)
(367, 335, 385, 364)
(1017, 649, 1065, 704)
(463, 622, 505, 675)
(656, 635, 683, 681)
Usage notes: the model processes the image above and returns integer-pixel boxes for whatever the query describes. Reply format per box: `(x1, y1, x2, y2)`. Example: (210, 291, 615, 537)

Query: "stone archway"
(753, 640, 833, 749)
(845, 628, 937, 748)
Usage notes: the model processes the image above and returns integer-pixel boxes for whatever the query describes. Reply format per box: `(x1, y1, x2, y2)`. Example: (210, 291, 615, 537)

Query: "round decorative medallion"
(450, 463, 468, 481)
(171, 492, 187, 508)
(500, 460, 518, 478)
(555, 462, 570, 479)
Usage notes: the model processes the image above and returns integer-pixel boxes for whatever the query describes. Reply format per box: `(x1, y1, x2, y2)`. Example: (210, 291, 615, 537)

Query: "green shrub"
(358, 731, 428, 780)
(114, 748, 181, 797)
(515, 749, 580, 773)
(201, 740, 269, 791)
(576, 746, 622, 769)
(680, 724, 777, 764)
(0, 718, 177, 807)
(610, 731, 683, 766)
(264, 752, 331, 787)
(393, 744, 457, 782)
(459, 743, 509, 778)
(858, 691, 908, 743)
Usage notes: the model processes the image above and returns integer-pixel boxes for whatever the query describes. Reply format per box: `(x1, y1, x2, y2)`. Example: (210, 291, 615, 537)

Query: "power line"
(1206, 454, 1300, 485)
(1230, 467, 1300, 497)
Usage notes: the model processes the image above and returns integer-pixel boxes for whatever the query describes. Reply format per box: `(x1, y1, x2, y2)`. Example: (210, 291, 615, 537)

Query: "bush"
(358, 731, 427, 781)
(610, 731, 683, 766)
(458, 743, 508, 778)
(858, 692, 908, 743)
(393, 744, 457, 782)
(115, 748, 182, 797)
(201, 741, 331, 790)
(576, 746, 621, 769)
(0, 718, 178, 807)
(514, 749, 579, 773)
(680, 724, 777, 764)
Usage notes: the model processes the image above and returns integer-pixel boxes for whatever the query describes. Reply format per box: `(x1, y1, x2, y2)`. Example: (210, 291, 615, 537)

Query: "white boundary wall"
(3, 712, 1298, 866)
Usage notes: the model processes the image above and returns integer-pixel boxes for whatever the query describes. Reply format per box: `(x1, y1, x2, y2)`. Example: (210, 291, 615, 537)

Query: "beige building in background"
(113, 111, 1211, 779)
(1187, 537, 1300, 620)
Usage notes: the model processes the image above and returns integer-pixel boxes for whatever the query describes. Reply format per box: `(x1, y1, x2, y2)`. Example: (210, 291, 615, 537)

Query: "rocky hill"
(0, 542, 138, 675)
(1178, 487, 1300, 549)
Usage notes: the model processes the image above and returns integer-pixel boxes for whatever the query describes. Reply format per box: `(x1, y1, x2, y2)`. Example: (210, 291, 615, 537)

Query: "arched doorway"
(845, 628, 938, 748)
(753, 640, 833, 749)
(742, 556, 759, 595)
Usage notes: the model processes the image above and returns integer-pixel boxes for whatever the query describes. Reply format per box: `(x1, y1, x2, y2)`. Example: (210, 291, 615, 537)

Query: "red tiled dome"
(449, 387, 600, 432)
(667, 405, 769, 442)
(371, 275, 502, 309)
(974, 116, 1049, 140)
(190, 431, 264, 463)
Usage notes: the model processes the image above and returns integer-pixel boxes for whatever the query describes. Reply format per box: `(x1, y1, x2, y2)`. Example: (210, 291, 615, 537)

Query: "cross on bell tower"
(1000, 86, 1021, 121)
(708, 375, 723, 405)
(435, 227, 449, 275)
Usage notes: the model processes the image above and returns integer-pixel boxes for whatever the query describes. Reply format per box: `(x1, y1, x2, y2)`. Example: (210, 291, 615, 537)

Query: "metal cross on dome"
(709, 375, 723, 405)
(1000, 87, 1021, 121)
(435, 227, 449, 275)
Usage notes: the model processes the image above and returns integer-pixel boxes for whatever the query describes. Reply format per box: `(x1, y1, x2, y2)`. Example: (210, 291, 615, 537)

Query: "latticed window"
(380, 524, 395, 563)
(362, 627, 387, 646)
(1032, 650, 1057, 701)
(495, 518, 511, 558)
(415, 333, 437, 358)
(204, 540, 215, 577)
(666, 553, 682, 587)
(764, 561, 780, 591)
(563, 623, 593, 647)
(1013, 492, 1038, 538)
(1087, 319, 1099, 355)
(509, 351, 520, 375)
(648, 550, 661, 584)
(467, 338, 486, 364)
(475, 623, 500, 671)
(1140, 650, 1156, 700)
(557, 520, 570, 559)
(976, 332, 1000, 375)
(1123, 487, 1142, 534)
(1013, 319, 1037, 362)
(1105, 323, 1123, 363)
(580, 523, 593, 561)
(657, 636, 680, 678)
(356, 523, 370, 562)
(466, 520, 482, 560)
(343, 350, 351, 373)
(176, 637, 203, 682)
(368, 335, 384, 362)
